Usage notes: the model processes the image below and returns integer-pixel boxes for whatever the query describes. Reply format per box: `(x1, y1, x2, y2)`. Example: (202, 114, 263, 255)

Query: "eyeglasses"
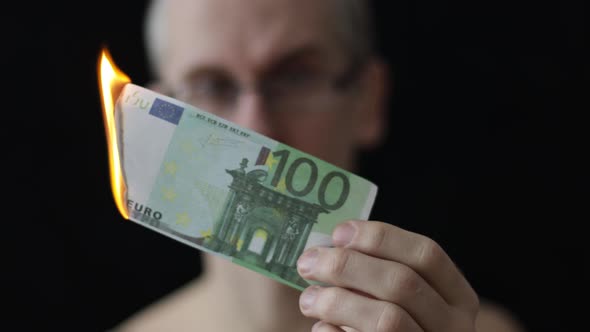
(171, 60, 364, 114)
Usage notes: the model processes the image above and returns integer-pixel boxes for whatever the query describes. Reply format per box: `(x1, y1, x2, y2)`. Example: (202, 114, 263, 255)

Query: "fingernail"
(333, 222, 355, 246)
(300, 286, 320, 311)
(311, 321, 324, 332)
(298, 248, 319, 275)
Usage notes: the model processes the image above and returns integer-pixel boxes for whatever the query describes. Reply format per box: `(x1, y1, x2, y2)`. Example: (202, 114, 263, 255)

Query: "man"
(115, 0, 525, 331)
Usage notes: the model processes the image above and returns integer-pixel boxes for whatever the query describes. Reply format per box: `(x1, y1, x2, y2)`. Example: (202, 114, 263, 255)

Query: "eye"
(189, 77, 236, 100)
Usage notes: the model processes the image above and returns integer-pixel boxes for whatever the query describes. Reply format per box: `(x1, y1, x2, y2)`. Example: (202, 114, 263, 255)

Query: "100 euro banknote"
(117, 83, 378, 290)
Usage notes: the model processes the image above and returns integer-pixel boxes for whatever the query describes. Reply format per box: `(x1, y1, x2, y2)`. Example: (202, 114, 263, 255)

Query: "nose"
(231, 90, 276, 138)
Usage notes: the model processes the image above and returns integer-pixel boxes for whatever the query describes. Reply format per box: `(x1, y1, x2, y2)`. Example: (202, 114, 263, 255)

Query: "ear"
(354, 57, 390, 149)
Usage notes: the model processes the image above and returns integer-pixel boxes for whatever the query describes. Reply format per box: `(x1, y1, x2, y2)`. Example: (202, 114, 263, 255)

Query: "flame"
(98, 48, 131, 219)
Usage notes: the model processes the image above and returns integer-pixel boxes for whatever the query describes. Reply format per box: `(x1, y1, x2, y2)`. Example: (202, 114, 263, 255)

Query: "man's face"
(160, 0, 384, 170)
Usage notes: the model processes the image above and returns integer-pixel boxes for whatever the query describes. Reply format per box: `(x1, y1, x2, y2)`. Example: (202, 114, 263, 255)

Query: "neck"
(197, 254, 316, 332)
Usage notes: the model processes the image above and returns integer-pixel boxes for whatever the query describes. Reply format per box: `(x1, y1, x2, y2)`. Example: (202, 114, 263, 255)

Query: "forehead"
(163, 0, 346, 79)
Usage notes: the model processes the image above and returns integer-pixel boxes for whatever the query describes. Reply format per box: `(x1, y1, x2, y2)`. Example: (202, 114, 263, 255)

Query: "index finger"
(332, 220, 479, 311)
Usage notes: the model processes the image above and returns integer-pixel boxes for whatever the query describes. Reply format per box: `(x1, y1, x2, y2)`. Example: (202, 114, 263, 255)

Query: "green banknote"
(117, 83, 378, 290)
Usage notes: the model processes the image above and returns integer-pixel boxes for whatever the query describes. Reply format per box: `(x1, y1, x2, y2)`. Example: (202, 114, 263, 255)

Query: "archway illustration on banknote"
(204, 158, 329, 288)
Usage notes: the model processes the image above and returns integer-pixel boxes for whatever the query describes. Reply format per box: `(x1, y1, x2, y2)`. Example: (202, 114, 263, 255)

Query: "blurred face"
(159, 0, 385, 170)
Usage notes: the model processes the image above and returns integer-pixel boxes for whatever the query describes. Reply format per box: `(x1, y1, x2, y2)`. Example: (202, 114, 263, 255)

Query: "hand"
(297, 220, 480, 332)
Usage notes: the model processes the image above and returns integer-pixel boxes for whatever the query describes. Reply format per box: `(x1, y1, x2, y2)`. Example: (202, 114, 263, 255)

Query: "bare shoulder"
(111, 281, 209, 332)
(476, 299, 527, 332)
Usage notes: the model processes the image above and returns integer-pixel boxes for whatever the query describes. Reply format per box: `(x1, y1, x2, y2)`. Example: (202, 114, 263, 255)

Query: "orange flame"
(98, 48, 130, 219)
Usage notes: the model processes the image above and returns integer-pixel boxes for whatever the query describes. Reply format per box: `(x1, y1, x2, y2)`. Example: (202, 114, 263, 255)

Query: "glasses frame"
(169, 57, 367, 114)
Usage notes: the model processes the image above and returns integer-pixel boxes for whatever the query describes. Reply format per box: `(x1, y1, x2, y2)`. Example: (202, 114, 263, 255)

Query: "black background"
(4, 1, 585, 331)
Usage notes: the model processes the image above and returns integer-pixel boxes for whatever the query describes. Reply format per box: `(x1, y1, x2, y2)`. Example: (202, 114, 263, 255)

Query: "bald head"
(143, 0, 375, 79)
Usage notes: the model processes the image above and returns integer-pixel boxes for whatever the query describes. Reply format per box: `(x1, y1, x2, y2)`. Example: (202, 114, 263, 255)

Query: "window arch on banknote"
(204, 158, 329, 289)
